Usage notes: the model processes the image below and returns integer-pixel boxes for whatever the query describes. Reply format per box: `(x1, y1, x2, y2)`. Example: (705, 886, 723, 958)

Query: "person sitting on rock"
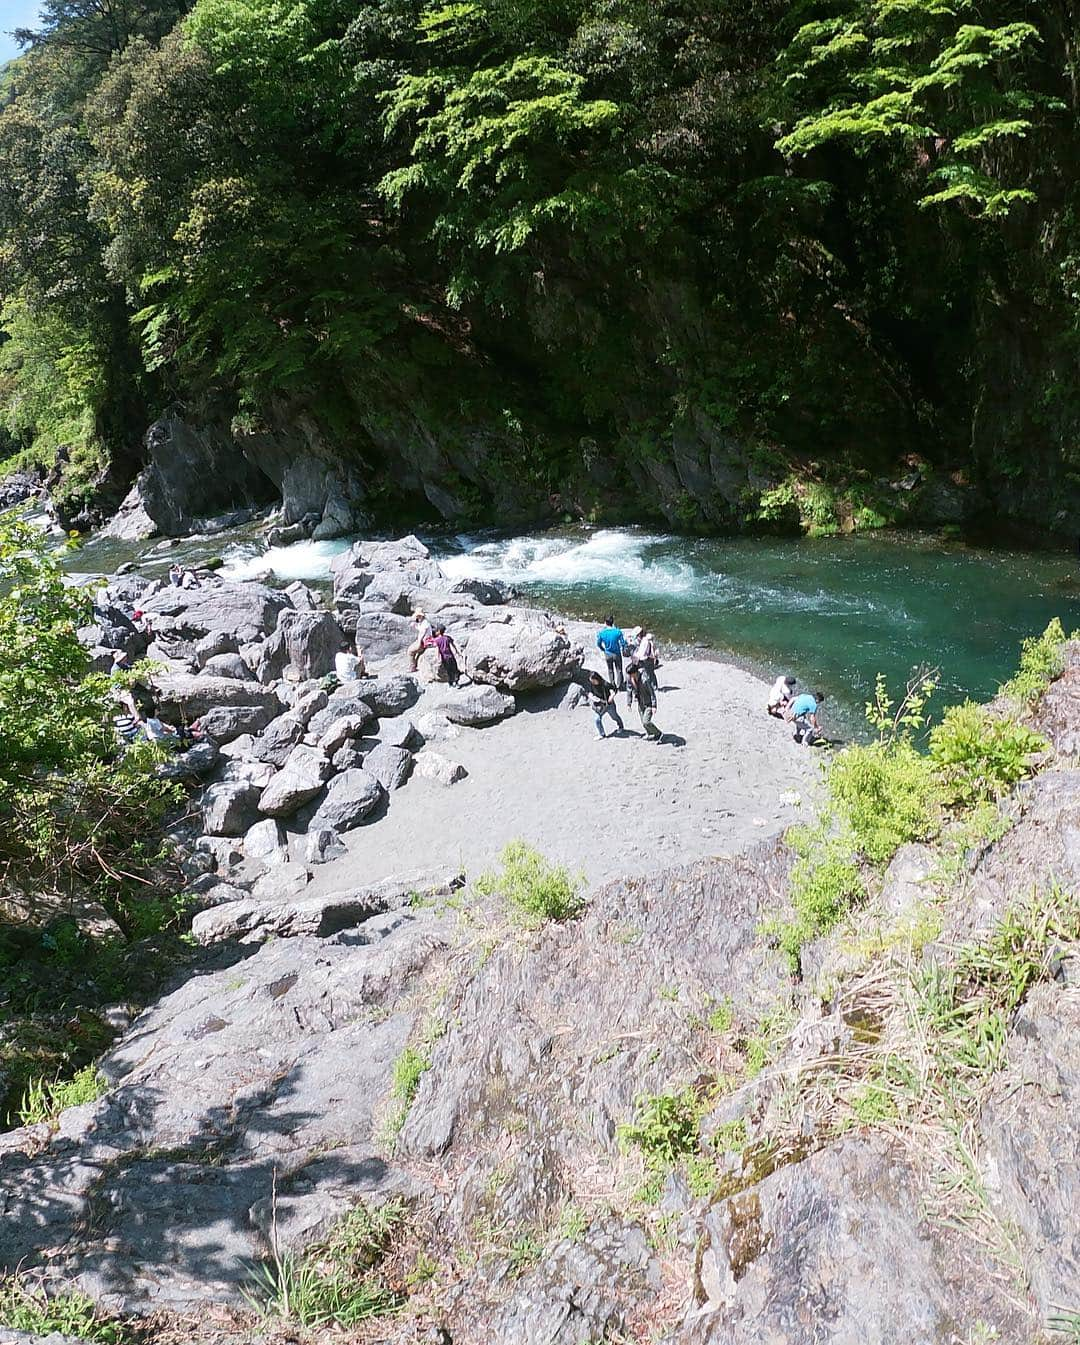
(787, 690, 825, 745)
(430, 624, 463, 687)
(588, 671, 625, 739)
(168, 564, 183, 587)
(596, 614, 628, 689)
(627, 662, 662, 741)
(335, 637, 364, 683)
(408, 609, 433, 672)
(768, 674, 797, 719)
(180, 567, 200, 590)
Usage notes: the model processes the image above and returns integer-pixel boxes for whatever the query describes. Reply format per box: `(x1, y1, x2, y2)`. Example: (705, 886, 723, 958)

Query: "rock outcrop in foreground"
(2, 579, 1078, 1344)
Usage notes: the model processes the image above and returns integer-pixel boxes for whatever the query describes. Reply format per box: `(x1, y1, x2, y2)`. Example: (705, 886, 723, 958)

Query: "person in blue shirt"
(596, 614, 628, 689)
(787, 690, 825, 745)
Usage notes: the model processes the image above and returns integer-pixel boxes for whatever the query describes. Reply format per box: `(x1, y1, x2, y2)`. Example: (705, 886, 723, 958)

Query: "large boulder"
(308, 769, 383, 831)
(153, 674, 283, 723)
(353, 674, 419, 718)
(194, 630, 239, 666)
(202, 782, 263, 838)
(243, 817, 289, 866)
(451, 577, 512, 606)
(331, 535, 444, 591)
(77, 603, 146, 660)
(255, 609, 345, 682)
(291, 686, 328, 726)
(318, 715, 370, 757)
(258, 745, 335, 818)
(253, 713, 306, 768)
(141, 581, 291, 644)
(201, 652, 254, 680)
(156, 739, 220, 780)
(307, 697, 375, 741)
(374, 716, 419, 750)
(195, 704, 277, 742)
(362, 742, 413, 792)
(465, 620, 583, 692)
(434, 684, 516, 727)
(343, 610, 416, 661)
(414, 751, 467, 785)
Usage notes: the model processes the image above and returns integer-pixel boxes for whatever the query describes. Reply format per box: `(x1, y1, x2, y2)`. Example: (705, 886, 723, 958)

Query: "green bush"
(827, 740, 941, 863)
(1000, 618, 1067, 704)
(475, 841, 585, 928)
(0, 1275, 126, 1343)
(617, 1088, 701, 1169)
(774, 836, 866, 973)
(18, 1065, 108, 1126)
(929, 702, 1047, 805)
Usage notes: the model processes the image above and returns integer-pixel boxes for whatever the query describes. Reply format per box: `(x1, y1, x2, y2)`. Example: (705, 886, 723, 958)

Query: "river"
(66, 521, 1080, 738)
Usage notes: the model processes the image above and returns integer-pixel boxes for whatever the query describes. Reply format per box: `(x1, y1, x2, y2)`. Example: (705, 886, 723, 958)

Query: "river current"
(67, 521, 1080, 739)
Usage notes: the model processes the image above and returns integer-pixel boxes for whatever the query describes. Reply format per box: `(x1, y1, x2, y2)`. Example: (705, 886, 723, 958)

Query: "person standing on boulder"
(596, 615, 628, 689)
(408, 609, 433, 672)
(431, 624, 464, 687)
(588, 671, 624, 739)
(627, 662, 662, 740)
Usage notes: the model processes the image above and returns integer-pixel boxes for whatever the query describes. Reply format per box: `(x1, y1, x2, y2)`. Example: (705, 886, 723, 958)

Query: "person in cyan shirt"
(596, 614, 628, 689)
(787, 690, 825, 745)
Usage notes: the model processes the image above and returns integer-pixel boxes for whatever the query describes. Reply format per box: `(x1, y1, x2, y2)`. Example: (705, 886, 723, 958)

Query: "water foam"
(437, 528, 697, 595)
(220, 538, 352, 582)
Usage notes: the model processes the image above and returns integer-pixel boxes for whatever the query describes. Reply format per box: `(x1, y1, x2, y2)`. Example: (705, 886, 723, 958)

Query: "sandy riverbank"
(303, 626, 822, 893)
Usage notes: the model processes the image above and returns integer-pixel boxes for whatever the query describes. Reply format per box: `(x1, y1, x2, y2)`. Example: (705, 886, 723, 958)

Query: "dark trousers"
(605, 653, 624, 689)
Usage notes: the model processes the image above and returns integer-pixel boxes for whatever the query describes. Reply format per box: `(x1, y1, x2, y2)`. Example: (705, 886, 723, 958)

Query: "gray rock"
(194, 703, 276, 743)
(308, 769, 383, 831)
(345, 610, 415, 661)
(414, 711, 460, 741)
(413, 751, 467, 786)
(243, 818, 289, 865)
(140, 580, 290, 644)
(190, 880, 250, 910)
(256, 609, 345, 682)
(253, 713, 306, 767)
(307, 697, 375, 740)
(362, 742, 413, 792)
(880, 843, 936, 918)
(194, 630, 239, 666)
(215, 757, 275, 789)
(451, 576, 512, 605)
(305, 828, 347, 865)
(353, 673, 419, 718)
(360, 573, 413, 614)
(284, 580, 321, 612)
(979, 983, 1080, 1316)
(200, 652, 253, 680)
(465, 618, 584, 691)
(258, 745, 335, 818)
(557, 681, 588, 711)
(153, 674, 282, 722)
(318, 715, 370, 757)
(193, 835, 244, 872)
(156, 739, 220, 780)
(374, 716, 419, 750)
(77, 603, 146, 660)
(434, 684, 516, 727)
(291, 687, 328, 726)
(331, 744, 366, 772)
(202, 782, 263, 838)
(251, 863, 312, 904)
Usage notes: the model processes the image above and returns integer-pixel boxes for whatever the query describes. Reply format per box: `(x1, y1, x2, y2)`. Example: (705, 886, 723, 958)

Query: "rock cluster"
(80, 534, 584, 947)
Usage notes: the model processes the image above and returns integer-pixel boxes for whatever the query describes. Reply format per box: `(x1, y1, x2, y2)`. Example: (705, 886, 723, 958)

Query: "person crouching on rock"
(588, 671, 624, 739)
(627, 662, 662, 741)
(431, 624, 464, 687)
(408, 609, 433, 672)
(787, 690, 825, 745)
(767, 674, 797, 719)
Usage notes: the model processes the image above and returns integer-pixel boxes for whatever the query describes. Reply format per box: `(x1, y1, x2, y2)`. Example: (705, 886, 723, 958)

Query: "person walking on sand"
(408, 609, 433, 672)
(787, 689, 825, 745)
(588, 671, 625, 739)
(631, 624, 660, 691)
(627, 662, 662, 740)
(767, 674, 797, 719)
(596, 614, 628, 689)
(431, 624, 464, 687)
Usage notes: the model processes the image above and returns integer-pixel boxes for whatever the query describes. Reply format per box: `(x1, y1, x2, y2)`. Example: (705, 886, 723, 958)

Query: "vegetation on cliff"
(0, 0, 1078, 531)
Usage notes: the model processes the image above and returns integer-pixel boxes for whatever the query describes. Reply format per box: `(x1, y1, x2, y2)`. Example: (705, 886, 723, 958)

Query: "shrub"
(1000, 618, 1067, 704)
(0, 1275, 126, 1342)
(617, 1088, 701, 1169)
(827, 740, 941, 863)
(475, 841, 585, 927)
(18, 1066, 108, 1126)
(929, 702, 1047, 805)
(773, 835, 866, 973)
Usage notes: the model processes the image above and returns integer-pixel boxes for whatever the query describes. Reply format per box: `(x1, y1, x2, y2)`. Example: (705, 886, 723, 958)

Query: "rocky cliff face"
(3, 634, 1079, 1344)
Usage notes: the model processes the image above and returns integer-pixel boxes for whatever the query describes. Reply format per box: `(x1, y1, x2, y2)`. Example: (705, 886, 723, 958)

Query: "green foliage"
(0, 1275, 127, 1343)
(392, 1046, 431, 1110)
(18, 1065, 107, 1126)
(773, 833, 866, 973)
(929, 702, 1046, 805)
(827, 740, 941, 863)
(475, 840, 585, 928)
(1000, 619, 1067, 705)
(247, 1199, 406, 1329)
(618, 1088, 701, 1169)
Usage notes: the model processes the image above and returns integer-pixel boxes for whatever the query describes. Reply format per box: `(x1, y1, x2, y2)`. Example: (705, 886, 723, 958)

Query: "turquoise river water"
(67, 522, 1080, 739)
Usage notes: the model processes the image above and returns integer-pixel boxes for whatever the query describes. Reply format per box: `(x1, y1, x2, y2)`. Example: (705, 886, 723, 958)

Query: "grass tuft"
(475, 840, 585, 928)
